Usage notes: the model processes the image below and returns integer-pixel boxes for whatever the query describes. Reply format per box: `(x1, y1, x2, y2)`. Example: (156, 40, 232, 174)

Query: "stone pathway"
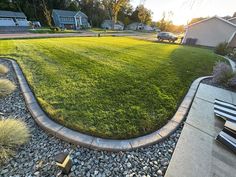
(165, 84, 236, 177)
(0, 59, 181, 177)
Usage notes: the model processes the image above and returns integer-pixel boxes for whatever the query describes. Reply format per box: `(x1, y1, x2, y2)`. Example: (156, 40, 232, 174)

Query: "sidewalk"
(165, 83, 236, 177)
(0, 31, 142, 39)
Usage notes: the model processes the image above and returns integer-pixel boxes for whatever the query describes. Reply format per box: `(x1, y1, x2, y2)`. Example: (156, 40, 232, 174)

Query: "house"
(0, 10, 29, 27)
(52, 9, 90, 30)
(227, 17, 236, 48)
(182, 16, 236, 47)
(126, 22, 159, 32)
(126, 22, 142, 30)
(228, 17, 236, 24)
(101, 20, 124, 30)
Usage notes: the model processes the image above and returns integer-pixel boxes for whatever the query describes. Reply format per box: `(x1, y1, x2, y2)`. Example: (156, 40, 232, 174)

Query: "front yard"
(0, 37, 222, 139)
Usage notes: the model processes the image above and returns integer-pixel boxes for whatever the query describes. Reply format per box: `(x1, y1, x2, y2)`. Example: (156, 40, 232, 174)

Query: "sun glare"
(132, 0, 236, 25)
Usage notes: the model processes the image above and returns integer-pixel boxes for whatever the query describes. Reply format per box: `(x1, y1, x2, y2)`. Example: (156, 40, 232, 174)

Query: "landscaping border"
(2, 58, 211, 151)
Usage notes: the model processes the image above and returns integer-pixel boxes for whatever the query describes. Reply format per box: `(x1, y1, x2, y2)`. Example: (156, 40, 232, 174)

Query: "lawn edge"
(3, 57, 211, 151)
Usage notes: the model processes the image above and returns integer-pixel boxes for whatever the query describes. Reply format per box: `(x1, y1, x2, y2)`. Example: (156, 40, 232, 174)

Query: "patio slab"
(195, 84, 233, 103)
(186, 97, 224, 137)
(165, 124, 236, 177)
(165, 84, 236, 177)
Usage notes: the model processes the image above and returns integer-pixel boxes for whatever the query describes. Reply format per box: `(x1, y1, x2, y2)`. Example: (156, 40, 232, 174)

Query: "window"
(60, 17, 74, 22)
(0, 18, 12, 20)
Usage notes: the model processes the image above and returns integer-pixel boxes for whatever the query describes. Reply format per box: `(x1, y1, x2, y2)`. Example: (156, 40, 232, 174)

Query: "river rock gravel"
(0, 59, 182, 177)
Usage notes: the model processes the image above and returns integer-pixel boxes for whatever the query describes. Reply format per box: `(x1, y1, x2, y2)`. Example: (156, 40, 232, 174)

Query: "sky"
(131, 0, 236, 25)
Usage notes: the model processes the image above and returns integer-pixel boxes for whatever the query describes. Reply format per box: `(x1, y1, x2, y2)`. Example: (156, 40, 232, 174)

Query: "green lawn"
(0, 37, 222, 139)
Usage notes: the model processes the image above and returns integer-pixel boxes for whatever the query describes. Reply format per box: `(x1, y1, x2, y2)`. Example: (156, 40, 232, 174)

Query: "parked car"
(157, 32, 178, 43)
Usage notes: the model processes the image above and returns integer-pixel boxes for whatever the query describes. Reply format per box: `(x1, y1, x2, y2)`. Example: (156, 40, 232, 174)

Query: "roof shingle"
(0, 10, 26, 18)
(53, 9, 87, 18)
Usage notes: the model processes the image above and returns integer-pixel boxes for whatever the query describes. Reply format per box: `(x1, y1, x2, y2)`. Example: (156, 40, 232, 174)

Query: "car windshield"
(160, 32, 172, 36)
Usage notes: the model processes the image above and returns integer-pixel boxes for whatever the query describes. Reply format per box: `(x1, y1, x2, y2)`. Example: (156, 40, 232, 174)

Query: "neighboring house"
(52, 9, 90, 30)
(31, 21, 41, 28)
(228, 17, 236, 25)
(0, 10, 29, 27)
(126, 22, 142, 30)
(126, 22, 159, 32)
(182, 16, 236, 47)
(101, 20, 124, 30)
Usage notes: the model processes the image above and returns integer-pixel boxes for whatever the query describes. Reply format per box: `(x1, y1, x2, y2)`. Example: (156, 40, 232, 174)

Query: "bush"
(51, 27, 61, 32)
(0, 119, 30, 164)
(214, 42, 229, 56)
(0, 64, 9, 75)
(228, 48, 236, 60)
(228, 73, 236, 88)
(0, 79, 16, 97)
(212, 62, 233, 85)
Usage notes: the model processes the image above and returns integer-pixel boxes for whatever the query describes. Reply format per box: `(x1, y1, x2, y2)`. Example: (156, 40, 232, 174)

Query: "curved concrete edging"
(3, 58, 211, 151)
(223, 56, 236, 72)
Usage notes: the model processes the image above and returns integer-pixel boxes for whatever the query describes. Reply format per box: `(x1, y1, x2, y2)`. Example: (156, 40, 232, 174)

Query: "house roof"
(102, 20, 124, 26)
(187, 16, 236, 28)
(128, 22, 143, 26)
(228, 17, 236, 21)
(52, 9, 87, 18)
(0, 10, 26, 18)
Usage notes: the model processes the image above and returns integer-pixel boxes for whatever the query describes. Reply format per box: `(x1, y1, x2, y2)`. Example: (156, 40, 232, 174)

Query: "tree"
(112, 0, 129, 24)
(137, 5, 152, 24)
(0, 0, 153, 29)
(157, 12, 172, 31)
(76, 0, 108, 27)
(117, 2, 133, 25)
(102, 0, 129, 27)
(0, 0, 17, 11)
(67, 1, 80, 11)
(40, 0, 52, 27)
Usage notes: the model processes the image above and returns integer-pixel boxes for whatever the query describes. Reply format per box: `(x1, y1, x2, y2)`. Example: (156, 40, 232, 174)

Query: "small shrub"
(0, 64, 9, 75)
(51, 27, 61, 32)
(229, 48, 236, 60)
(228, 73, 236, 88)
(212, 62, 233, 85)
(0, 119, 30, 164)
(214, 42, 229, 56)
(0, 79, 16, 97)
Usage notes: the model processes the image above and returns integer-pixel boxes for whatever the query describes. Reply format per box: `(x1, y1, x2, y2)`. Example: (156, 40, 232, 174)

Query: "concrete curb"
(3, 58, 211, 151)
(223, 56, 236, 72)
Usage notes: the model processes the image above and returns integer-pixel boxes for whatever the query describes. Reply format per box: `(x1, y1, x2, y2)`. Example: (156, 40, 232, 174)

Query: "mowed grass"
(0, 37, 222, 139)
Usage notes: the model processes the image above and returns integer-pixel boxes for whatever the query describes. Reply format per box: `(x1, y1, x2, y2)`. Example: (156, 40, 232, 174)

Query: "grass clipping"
(0, 79, 16, 97)
(0, 119, 30, 164)
(0, 64, 9, 75)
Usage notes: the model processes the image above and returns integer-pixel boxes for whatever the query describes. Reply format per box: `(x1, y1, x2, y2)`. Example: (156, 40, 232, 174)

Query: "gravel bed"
(0, 59, 182, 177)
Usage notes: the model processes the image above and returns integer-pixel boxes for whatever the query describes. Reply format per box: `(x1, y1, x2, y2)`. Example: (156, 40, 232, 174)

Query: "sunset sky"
(131, 0, 236, 25)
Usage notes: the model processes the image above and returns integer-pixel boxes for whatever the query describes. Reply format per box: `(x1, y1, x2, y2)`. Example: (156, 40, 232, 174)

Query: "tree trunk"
(41, 0, 52, 28)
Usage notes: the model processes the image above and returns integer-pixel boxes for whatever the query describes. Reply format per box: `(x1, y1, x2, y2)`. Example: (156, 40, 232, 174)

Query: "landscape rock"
(0, 59, 183, 177)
